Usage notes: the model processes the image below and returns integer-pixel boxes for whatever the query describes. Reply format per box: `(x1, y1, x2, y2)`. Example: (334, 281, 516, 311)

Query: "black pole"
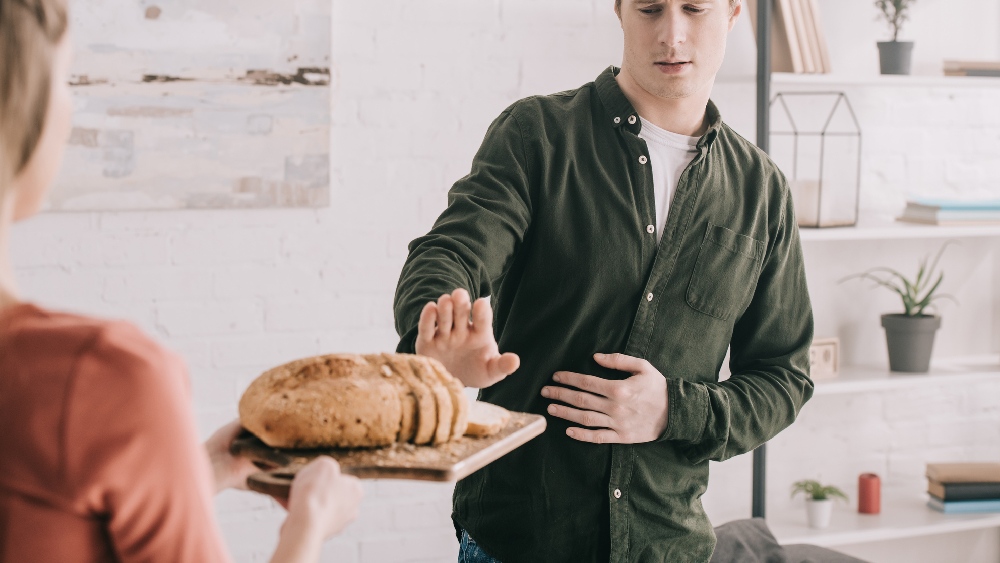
(752, 0, 772, 521)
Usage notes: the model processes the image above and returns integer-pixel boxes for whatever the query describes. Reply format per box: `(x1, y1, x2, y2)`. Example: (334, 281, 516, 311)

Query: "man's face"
(617, 0, 739, 101)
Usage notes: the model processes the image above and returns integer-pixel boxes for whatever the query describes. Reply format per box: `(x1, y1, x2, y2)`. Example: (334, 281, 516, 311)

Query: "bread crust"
(239, 354, 401, 448)
(238, 352, 473, 448)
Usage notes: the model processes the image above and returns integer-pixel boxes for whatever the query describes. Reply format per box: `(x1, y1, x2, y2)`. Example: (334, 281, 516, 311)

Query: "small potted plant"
(841, 241, 955, 373)
(875, 0, 917, 75)
(792, 479, 848, 529)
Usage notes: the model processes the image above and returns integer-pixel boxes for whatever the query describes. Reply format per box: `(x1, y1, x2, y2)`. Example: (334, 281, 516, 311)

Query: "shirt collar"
(594, 65, 722, 151)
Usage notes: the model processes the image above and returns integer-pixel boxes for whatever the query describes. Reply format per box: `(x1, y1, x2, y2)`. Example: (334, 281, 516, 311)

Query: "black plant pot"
(877, 41, 914, 75)
(880, 313, 941, 373)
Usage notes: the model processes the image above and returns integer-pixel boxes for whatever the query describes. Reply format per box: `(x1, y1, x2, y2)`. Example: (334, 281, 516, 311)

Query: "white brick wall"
(11, 1, 1000, 561)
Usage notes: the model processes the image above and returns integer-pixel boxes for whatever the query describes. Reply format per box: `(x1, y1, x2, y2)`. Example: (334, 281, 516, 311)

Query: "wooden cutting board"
(231, 411, 546, 498)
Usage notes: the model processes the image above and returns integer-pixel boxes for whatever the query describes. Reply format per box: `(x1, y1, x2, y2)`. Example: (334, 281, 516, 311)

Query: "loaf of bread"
(239, 353, 488, 449)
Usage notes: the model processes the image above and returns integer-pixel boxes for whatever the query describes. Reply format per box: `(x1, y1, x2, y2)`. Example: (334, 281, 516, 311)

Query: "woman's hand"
(203, 419, 259, 493)
(270, 457, 364, 563)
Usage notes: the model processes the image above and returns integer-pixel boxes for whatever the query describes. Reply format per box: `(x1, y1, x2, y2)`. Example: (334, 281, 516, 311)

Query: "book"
(926, 462, 1000, 484)
(928, 480, 1000, 502)
(804, 0, 831, 73)
(944, 60, 1000, 72)
(898, 199, 1000, 226)
(787, 0, 815, 73)
(946, 69, 1000, 78)
(746, 0, 803, 73)
(928, 496, 1000, 514)
(906, 199, 1000, 211)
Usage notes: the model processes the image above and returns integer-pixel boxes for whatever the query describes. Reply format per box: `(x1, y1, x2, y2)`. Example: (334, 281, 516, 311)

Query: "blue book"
(908, 198, 1000, 212)
(928, 496, 1000, 514)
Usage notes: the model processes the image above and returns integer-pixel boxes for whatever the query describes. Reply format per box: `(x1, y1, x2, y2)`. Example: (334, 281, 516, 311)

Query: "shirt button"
(614, 117, 621, 124)
(647, 293, 654, 302)
(646, 225, 655, 234)
(614, 488, 622, 499)
(628, 115, 637, 125)
(639, 155, 648, 165)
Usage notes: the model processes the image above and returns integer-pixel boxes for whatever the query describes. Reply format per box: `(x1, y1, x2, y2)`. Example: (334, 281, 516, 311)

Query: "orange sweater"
(0, 303, 231, 562)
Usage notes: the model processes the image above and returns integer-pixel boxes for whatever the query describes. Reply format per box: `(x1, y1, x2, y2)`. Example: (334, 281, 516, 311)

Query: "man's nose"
(657, 11, 687, 47)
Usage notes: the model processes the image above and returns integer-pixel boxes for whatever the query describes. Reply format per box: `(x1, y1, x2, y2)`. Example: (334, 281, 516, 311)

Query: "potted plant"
(875, 0, 917, 75)
(841, 241, 955, 373)
(792, 480, 848, 529)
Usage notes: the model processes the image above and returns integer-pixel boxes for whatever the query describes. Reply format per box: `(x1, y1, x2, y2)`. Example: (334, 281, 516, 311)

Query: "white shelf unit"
(771, 224, 1000, 549)
(799, 218, 1000, 243)
(718, 73, 1000, 89)
(770, 488, 1000, 548)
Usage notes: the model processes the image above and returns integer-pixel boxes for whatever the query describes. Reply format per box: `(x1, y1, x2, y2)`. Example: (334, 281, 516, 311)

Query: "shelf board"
(813, 355, 1000, 396)
(798, 218, 1000, 242)
(717, 73, 1000, 88)
(769, 488, 1000, 547)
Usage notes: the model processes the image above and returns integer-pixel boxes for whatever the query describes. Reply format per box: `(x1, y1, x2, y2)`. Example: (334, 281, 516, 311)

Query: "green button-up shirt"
(394, 66, 814, 563)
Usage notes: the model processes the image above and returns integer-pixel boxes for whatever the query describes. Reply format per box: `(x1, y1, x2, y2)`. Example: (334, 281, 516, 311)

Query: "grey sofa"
(711, 518, 869, 563)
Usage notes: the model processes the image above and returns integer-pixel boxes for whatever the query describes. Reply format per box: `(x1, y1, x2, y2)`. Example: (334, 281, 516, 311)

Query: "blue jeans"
(458, 527, 503, 563)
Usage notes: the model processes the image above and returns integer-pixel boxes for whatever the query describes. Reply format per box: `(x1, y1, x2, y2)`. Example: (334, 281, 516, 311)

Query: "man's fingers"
(417, 302, 438, 346)
(541, 384, 611, 413)
(470, 297, 493, 335)
(565, 427, 622, 444)
(487, 352, 520, 381)
(437, 293, 454, 337)
(546, 403, 614, 429)
(594, 352, 648, 375)
(452, 288, 472, 340)
(552, 370, 615, 398)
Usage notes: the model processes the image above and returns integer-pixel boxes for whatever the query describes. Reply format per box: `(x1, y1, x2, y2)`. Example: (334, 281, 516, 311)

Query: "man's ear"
(728, 0, 742, 31)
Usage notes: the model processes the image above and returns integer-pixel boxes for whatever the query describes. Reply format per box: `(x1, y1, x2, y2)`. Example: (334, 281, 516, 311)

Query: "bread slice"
(425, 356, 469, 440)
(239, 354, 402, 448)
(364, 354, 417, 443)
(386, 354, 438, 445)
(408, 355, 454, 445)
(465, 401, 510, 438)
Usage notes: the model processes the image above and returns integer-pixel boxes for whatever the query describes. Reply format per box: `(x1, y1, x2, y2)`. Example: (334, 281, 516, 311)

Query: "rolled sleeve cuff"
(659, 378, 710, 444)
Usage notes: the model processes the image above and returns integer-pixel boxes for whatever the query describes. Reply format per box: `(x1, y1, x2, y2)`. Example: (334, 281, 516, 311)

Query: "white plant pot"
(806, 498, 833, 529)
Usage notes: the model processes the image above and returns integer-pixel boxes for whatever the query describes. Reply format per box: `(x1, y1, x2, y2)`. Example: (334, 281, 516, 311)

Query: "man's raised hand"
(415, 288, 520, 388)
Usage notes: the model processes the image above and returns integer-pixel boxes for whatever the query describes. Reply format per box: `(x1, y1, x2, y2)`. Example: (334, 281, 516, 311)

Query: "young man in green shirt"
(393, 1, 814, 561)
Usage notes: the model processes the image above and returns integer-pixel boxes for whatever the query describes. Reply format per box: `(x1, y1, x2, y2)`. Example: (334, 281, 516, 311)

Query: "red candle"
(858, 473, 881, 514)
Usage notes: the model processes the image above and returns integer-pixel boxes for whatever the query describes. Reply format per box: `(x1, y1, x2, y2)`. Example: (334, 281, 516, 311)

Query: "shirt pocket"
(685, 223, 766, 321)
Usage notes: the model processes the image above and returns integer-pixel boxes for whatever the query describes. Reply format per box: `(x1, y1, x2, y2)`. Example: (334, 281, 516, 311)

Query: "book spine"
(928, 497, 1000, 514)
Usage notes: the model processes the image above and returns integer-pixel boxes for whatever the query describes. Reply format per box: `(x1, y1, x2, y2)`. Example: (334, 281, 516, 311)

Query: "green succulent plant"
(875, 0, 917, 42)
(791, 479, 848, 502)
(840, 241, 956, 317)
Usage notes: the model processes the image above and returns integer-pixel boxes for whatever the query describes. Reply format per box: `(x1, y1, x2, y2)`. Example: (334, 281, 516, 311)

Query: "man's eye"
(639, 7, 662, 14)
(684, 6, 705, 13)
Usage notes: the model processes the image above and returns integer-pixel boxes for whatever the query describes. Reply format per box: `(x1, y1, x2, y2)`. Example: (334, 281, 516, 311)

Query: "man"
(393, 1, 814, 561)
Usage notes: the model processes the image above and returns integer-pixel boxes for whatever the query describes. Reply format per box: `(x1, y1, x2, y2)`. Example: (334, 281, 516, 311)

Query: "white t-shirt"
(638, 117, 701, 242)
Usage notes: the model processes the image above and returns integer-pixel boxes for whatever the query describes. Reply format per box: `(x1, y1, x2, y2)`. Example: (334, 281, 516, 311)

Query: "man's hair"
(615, 0, 740, 12)
(0, 0, 69, 195)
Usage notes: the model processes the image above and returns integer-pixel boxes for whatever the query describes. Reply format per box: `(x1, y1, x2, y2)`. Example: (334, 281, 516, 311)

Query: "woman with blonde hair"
(0, 1, 363, 561)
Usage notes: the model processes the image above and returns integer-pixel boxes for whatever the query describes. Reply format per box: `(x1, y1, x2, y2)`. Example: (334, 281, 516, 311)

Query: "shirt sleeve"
(63, 321, 232, 563)
(394, 107, 534, 352)
(660, 180, 815, 463)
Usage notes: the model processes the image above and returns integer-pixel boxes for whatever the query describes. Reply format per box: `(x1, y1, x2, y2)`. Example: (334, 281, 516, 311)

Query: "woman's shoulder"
(1, 303, 184, 391)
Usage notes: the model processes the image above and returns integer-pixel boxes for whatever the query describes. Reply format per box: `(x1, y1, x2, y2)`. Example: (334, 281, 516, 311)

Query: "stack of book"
(944, 60, 1000, 78)
(926, 463, 1000, 514)
(897, 198, 1000, 226)
(746, 0, 831, 74)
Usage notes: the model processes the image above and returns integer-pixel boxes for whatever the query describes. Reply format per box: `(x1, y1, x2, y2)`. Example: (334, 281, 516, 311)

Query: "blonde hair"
(0, 0, 69, 195)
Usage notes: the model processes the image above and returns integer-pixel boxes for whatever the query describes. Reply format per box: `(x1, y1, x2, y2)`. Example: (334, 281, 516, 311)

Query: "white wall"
(10, 0, 1000, 561)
